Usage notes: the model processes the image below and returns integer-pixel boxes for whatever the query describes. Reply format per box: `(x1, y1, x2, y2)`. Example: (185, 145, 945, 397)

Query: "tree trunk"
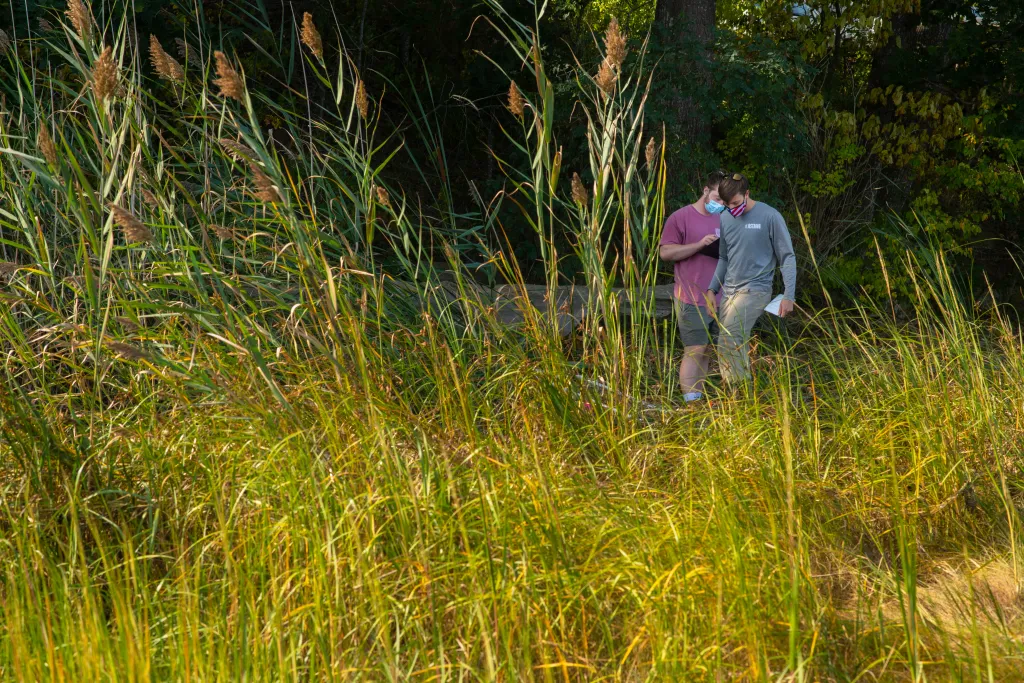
(656, 0, 716, 154)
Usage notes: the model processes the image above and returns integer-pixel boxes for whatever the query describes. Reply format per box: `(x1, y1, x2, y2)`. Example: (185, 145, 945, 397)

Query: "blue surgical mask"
(705, 199, 725, 214)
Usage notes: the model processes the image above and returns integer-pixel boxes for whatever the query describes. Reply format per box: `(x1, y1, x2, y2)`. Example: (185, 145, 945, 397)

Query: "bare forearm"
(660, 242, 704, 262)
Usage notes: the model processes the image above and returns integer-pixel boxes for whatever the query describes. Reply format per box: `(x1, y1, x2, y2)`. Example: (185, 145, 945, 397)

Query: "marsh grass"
(1, 1, 1024, 680)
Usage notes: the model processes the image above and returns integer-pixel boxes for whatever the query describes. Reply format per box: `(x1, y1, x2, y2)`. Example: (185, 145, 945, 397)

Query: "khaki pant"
(717, 289, 771, 384)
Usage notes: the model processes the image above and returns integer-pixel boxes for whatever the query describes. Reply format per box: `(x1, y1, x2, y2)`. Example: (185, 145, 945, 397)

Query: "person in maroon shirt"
(659, 171, 727, 403)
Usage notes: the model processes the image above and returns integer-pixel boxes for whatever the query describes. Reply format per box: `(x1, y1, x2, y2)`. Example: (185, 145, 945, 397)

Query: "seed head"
(604, 17, 627, 70)
(142, 189, 159, 209)
(571, 172, 588, 205)
(250, 164, 282, 203)
(38, 124, 58, 166)
(218, 137, 254, 161)
(175, 38, 202, 69)
(110, 204, 153, 243)
(116, 316, 139, 332)
(0, 262, 18, 278)
(374, 184, 391, 209)
(149, 35, 184, 82)
(92, 45, 119, 100)
(39, 18, 54, 32)
(355, 79, 369, 119)
(645, 137, 656, 167)
(595, 58, 616, 96)
(508, 81, 525, 118)
(210, 224, 235, 240)
(301, 12, 323, 60)
(66, 0, 92, 40)
(108, 341, 147, 361)
(213, 51, 244, 102)
(0, 29, 10, 51)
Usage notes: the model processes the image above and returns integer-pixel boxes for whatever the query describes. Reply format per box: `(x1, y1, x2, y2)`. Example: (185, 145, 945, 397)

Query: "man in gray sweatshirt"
(705, 173, 796, 385)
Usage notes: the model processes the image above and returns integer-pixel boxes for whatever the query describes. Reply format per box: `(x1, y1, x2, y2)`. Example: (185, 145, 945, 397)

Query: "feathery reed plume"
(116, 316, 139, 333)
(142, 189, 159, 209)
(355, 79, 369, 119)
(218, 137, 255, 161)
(300, 12, 323, 60)
(38, 124, 58, 166)
(149, 35, 184, 82)
(250, 164, 282, 203)
(0, 29, 10, 51)
(175, 37, 202, 69)
(604, 17, 626, 70)
(213, 51, 244, 102)
(374, 184, 391, 209)
(571, 173, 588, 205)
(645, 137, 656, 167)
(595, 58, 615, 95)
(209, 224, 235, 240)
(0, 262, 18, 278)
(110, 204, 153, 243)
(92, 46, 119, 100)
(508, 81, 525, 118)
(108, 341, 147, 361)
(63, 275, 85, 290)
(39, 17, 54, 32)
(66, 0, 92, 39)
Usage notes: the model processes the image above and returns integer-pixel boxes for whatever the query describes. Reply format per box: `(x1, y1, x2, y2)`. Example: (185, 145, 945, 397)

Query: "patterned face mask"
(728, 201, 747, 218)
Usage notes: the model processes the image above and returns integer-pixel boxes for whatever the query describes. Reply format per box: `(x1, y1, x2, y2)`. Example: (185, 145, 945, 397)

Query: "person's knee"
(683, 344, 709, 358)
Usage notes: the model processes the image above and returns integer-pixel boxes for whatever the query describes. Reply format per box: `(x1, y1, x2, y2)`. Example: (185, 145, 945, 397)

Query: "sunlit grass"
(1, 1, 1023, 680)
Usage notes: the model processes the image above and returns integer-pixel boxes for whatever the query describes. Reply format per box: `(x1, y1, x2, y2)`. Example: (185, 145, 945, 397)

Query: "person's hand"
(778, 299, 794, 318)
(704, 290, 718, 316)
(698, 234, 719, 248)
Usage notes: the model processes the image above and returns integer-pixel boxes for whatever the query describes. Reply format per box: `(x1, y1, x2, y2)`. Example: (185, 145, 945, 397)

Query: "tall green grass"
(2, 1, 1024, 680)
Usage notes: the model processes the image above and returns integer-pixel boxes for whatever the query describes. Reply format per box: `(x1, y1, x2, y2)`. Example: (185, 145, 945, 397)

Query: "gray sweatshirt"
(708, 201, 797, 300)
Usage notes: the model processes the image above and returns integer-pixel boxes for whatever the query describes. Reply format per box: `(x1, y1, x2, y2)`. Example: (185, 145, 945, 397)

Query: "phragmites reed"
(508, 81, 525, 118)
(39, 17, 54, 32)
(66, 0, 92, 39)
(374, 184, 391, 209)
(142, 189, 159, 209)
(0, 29, 10, 51)
(218, 137, 254, 161)
(0, 262, 18, 278)
(645, 137, 656, 167)
(604, 17, 627, 70)
(175, 38, 202, 69)
(110, 204, 153, 243)
(209, 224, 235, 240)
(595, 59, 615, 96)
(355, 79, 369, 119)
(38, 125, 58, 166)
(250, 164, 282, 203)
(213, 51, 244, 102)
(300, 12, 323, 60)
(107, 341, 147, 361)
(149, 35, 184, 82)
(571, 172, 588, 205)
(92, 45, 119, 100)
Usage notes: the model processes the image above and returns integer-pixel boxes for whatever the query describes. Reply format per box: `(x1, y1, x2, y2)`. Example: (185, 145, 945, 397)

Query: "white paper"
(764, 294, 785, 317)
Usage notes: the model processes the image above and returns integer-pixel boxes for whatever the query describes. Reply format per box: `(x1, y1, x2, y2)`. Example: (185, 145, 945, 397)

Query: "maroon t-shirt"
(660, 205, 722, 307)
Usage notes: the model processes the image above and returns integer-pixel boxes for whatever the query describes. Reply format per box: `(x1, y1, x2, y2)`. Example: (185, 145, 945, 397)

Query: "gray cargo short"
(675, 301, 717, 347)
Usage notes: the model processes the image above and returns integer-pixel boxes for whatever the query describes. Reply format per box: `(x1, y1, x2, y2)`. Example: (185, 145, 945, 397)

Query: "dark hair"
(704, 170, 726, 192)
(718, 173, 750, 203)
